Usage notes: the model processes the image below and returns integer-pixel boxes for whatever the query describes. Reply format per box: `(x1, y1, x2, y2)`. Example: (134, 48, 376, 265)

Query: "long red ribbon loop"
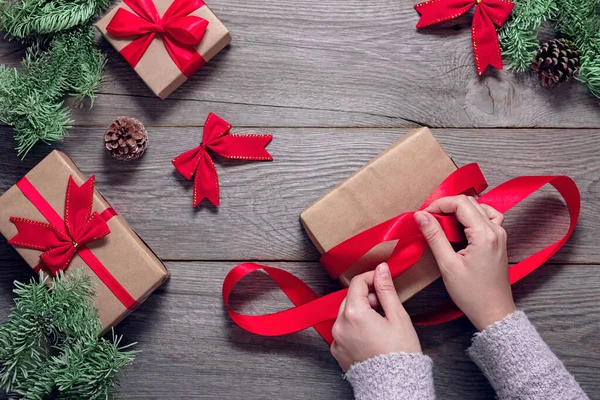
(172, 113, 273, 207)
(106, 0, 208, 77)
(9, 176, 137, 310)
(222, 164, 580, 346)
(414, 0, 514, 75)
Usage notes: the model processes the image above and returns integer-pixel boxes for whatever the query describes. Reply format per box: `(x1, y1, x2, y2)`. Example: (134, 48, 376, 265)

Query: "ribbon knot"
(8, 176, 111, 275)
(172, 113, 273, 207)
(106, 0, 209, 78)
(415, 0, 514, 75)
(154, 20, 165, 33)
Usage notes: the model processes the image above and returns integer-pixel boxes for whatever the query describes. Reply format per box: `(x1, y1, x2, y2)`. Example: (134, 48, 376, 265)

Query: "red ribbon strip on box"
(106, 0, 208, 77)
(172, 113, 273, 207)
(223, 163, 580, 345)
(414, 0, 514, 75)
(9, 176, 137, 310)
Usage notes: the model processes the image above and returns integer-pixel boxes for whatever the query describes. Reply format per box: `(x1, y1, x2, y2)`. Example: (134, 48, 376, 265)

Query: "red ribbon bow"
(414, 0, 514, 75)
(223, 164, 580, 345)
(106, 0, 208, 77)
(9, 176, 110, 275)
(172, 113, 273, 207)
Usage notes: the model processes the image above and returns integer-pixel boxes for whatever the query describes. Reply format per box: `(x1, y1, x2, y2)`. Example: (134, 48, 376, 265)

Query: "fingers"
(425, 195, 490, 229)
(346, 271, 375, 310)
(480, 203, 505, 227)
(414, 211, 458, 271)
(368, 293, 379, 309)
(373, 263, 405, 322)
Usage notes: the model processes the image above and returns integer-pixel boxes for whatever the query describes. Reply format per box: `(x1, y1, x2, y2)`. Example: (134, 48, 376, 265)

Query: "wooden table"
(1, 1, 599, 398)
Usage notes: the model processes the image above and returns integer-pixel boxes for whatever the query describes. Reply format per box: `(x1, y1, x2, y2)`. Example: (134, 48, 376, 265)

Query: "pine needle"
(499, 0, 600, 99)
(0, 0, 108, 157)
(0, 269, 136, 400)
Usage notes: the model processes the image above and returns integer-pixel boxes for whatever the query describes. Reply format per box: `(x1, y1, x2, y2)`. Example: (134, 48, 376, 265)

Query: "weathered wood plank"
(0, 127, 596, 263)
(1, 0, 600, 128)
(0, 261, 597, 399)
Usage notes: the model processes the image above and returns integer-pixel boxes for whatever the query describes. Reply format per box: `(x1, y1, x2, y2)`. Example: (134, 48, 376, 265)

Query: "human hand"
(330, 262, 422, 372)
(414, 195, 516, 331)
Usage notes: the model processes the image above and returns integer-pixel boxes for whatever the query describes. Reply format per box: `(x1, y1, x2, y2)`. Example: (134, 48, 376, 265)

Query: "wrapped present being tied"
(301, 127, 459, 303)
(0, 151, 169, 332)
(96, 0, 231, 99)
(222, 131, 580, 345)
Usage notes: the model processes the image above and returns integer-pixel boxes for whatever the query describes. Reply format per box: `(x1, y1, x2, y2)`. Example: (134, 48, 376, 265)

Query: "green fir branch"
(0, 0, 110, 38)
(0, 269, 136, 400)
(0, 26, 105, 157)
(499, 0, 559, 71)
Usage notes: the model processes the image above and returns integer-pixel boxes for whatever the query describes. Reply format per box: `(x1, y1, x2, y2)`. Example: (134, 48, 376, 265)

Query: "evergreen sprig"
(0, 0, 108, 157)
(0, 0, 109, 38)
(0, 269, 136, 400)
(499, 0, 600, 99)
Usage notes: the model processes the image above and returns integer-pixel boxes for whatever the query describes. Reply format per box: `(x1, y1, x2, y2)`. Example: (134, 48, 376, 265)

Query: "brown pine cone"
(533, 38, 580, 88)
(104, 116, 148, 161)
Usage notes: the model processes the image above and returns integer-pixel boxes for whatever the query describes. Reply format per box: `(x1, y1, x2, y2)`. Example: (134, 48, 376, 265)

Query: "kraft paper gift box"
(300, 128, 459, 302)
(0, 151, 169, 332)
(95, 0, 232, 99)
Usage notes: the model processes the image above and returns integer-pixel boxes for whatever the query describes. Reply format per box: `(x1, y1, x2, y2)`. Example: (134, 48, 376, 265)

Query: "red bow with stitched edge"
(9, 176, 111, 275)
(106, 0, 208, 77)
(172, 113, 273, 207)
(414, 0, 514, 75)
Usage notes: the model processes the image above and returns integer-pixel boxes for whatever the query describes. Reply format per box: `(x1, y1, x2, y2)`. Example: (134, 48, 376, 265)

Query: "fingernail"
(414, 212, 429, 227)
(378, 262, 390, 277)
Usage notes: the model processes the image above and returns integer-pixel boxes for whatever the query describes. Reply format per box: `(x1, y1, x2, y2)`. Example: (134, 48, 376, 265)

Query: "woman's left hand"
(330, 262, 422, 372)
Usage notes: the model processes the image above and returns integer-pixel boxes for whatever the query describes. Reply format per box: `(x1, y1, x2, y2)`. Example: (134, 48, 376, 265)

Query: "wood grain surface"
(1, 0, 599, 398)
(0, 261, 597, 399)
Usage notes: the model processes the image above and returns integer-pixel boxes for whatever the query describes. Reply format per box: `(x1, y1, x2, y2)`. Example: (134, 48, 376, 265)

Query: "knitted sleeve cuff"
(467, 310, 588, 400)
(344, 352, 436, 400)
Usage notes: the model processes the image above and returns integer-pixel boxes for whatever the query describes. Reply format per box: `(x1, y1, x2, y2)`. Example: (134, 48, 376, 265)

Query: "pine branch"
(499, 0, 559, 71)
(0, 0, 110, 38)
(0, 26, 105, 157)
(0, 270, 136, 400)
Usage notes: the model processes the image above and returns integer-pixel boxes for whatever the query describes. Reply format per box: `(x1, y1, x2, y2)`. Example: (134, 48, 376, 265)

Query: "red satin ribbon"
(222, 164, 580, 345)
(9, 176, 137, 310)
(106, 0, 208, 77)
(414, 0, 514, 75)
(172, 113, 273, 207)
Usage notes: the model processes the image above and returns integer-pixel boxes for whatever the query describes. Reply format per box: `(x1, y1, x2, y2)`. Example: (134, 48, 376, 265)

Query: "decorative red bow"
(106, 0, 208, 77)
(172, 113, 273, 207)
(9, 176, 111, 275)
(415, 0, 514, 75)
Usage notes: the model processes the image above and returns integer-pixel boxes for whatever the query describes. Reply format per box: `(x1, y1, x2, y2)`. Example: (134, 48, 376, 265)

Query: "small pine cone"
(104, 116, 148, 161)
(533, 38, 581, 88)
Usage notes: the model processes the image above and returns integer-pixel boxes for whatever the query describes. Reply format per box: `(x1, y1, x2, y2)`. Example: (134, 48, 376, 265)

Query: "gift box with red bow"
(95, 0, 231, 99)
(300, 128, 458, 303)
(0, 151, 169, 332)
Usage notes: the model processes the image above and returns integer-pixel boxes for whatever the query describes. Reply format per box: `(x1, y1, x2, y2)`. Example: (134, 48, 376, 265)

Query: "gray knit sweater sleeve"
(467, 310, 589, 400)
(344, 352, 435, 400)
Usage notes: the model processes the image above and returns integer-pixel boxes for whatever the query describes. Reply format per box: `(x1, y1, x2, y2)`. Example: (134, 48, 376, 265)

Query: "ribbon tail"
(472, 7, 503, 75)
(163, 36, 206, 78)
(119, 33, 157, 69)
(209, 135, 274, 160)
(193, 151, 220, 207)
(64, 176, 96, 240)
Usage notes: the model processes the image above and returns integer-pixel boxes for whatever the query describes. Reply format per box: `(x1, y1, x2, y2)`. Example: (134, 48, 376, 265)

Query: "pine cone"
(104, 117, 148, 161)
(533, 38, 580, 88)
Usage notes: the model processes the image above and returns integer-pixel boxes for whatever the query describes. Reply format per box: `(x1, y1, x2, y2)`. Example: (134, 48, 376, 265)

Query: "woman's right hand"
(413, 195, 516, 331)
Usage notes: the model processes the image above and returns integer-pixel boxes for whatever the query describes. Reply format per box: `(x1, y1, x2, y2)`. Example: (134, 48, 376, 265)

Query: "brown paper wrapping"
(300, 128, 458, 303)
(95, 1, 231, 99)
(0, 151, 169, 332)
